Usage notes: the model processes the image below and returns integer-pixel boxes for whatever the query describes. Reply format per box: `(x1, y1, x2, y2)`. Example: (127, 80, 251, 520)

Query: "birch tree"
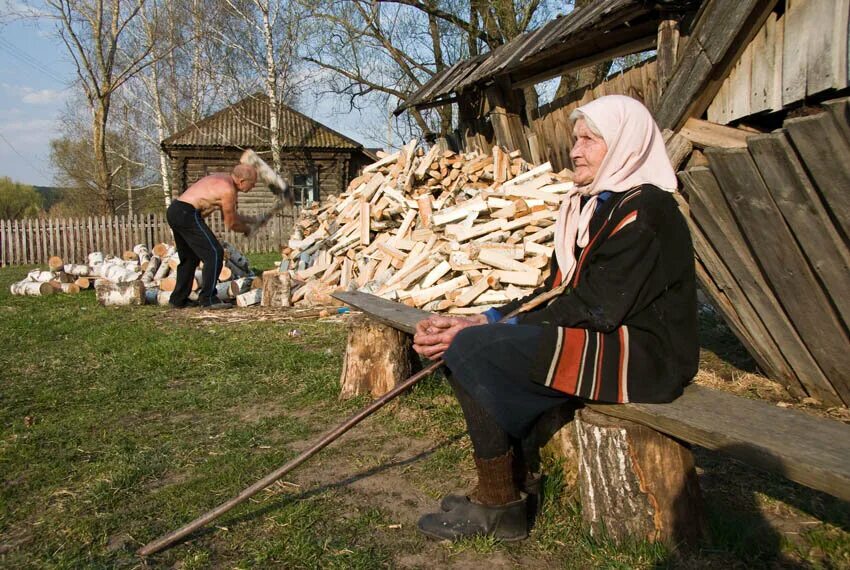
(42, 0, 160, 214)
(200, 0, 304, 172)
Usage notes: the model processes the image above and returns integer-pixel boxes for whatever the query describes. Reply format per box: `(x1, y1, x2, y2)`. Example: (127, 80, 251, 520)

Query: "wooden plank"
(747, 133, 850, 328)
(727, 43, 752, 120)
(782, 0, 808, 105)
(681, 168, 821, 399)
(22, 218, 29, 264)
(333, 290, 429, 334)
(0, 219, 5, 266)
(656, 19, 680, 98)
(831, 0, 850, 90)
(784, 112, 850, 240)
(588, 384, 850, 502)
(747, 12, 774, 115)
(334, 290, 850, 501)
(805, 0, 843, 95)
(822, 97, 850, 145)
(707, 148, 849, 405)
(656, 0, 778, 131)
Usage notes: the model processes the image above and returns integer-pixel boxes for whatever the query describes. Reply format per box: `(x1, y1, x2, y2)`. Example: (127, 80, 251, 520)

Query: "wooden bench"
(334, 290, 850, 545)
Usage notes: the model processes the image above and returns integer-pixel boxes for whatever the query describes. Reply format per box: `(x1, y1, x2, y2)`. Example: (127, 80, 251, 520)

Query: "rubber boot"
(418, 451, 528, 541)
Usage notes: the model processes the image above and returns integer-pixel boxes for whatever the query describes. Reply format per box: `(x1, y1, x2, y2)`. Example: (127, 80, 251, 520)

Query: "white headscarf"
(553, 95, 677, 285)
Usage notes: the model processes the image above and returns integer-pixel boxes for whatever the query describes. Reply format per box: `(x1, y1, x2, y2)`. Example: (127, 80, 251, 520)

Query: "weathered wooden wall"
(529, 58, 658, 170)
(708, 0, 850, 124)
(680, 97, 850, 407)
(0, 212, 294, 266)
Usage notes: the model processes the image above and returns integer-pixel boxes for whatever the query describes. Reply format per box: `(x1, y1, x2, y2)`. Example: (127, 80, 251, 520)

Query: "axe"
(239, 149, 295, 236)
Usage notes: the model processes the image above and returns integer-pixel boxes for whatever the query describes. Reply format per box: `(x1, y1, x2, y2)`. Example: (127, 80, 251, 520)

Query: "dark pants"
(166, 201, 224, 306)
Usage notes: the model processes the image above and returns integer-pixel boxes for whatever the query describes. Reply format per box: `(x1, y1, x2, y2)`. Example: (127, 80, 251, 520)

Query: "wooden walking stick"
(137, 284, 567, 556)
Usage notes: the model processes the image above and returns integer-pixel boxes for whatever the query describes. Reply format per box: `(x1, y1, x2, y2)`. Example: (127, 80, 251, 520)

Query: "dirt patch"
(227, 401, 287, 424)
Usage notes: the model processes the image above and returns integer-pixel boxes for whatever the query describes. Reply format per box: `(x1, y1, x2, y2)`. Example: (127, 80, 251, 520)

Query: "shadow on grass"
(168, 435, 463, 548)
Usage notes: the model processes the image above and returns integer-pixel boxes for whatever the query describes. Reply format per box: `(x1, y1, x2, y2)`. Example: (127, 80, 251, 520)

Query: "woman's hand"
(413, 314, 487, 360)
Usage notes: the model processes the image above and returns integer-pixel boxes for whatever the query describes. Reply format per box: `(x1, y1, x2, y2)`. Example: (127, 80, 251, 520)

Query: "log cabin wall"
(166, 148, 358, 215)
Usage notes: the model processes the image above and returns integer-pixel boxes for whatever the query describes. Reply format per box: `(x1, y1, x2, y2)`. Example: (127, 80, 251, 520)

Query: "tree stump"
(574, 407, 704, 547)
(261, 272, 291, 307)
(339, 315, 418, 399)
(537, 402, 581, 488)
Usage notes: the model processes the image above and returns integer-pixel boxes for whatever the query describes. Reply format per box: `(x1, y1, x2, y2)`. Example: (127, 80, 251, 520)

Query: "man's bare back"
(177, 165, 257, 233)
(179, 173, 237, 217)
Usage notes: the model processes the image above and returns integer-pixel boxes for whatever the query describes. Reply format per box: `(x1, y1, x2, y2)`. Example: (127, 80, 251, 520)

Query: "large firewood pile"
(8, 242, 259, 306)
(282, 142, 574, 313)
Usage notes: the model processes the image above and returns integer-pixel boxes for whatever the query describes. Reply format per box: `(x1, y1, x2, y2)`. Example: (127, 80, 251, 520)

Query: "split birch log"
(223, 241, 251, 275)
(133, 244, 151, 266)
(156, 290, 172, 305)
(339, 315, 418, 399)
(27, 270, 54, 282)
(102, 263, 142, 283)
(152, 243, 171, 257)
(159, 277, 176, 292)
(74, 277, 91, 289)
(229, 277, 252, 297)
(63, 264, 91, 277)
(48, 256, 64, 271)
(215, 282, 233, 301)
(153, 257, 171, 281)
(95, 279, 145, 306)
(261, 272, 291, 307)
(236, 288, 263, 307)
(141, 256, 161, 287)
(88, 252, 105, 266)
(574, 407, 704, 546)
(10, 280, 55, 296)
(59, 283, 81, 294)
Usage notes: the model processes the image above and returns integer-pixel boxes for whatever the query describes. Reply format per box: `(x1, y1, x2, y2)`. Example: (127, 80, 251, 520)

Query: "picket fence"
(0, 211, 295, 267)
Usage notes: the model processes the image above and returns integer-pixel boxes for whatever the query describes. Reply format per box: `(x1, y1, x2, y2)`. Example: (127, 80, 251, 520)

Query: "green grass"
(0, 262, 847, 568)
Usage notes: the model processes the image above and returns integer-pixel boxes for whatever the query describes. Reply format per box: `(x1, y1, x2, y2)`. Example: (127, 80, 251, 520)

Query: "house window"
(293, 173, 318, 204)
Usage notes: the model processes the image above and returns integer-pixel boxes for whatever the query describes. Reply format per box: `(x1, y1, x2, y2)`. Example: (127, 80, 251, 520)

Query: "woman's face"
(570, 118, 608, 186)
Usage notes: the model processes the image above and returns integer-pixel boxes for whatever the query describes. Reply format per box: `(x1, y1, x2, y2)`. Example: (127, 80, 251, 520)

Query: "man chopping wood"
(166, 164, 258, 309)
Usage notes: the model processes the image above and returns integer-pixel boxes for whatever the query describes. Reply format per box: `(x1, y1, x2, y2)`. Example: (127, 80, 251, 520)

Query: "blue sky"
(0, 12, 385, 187)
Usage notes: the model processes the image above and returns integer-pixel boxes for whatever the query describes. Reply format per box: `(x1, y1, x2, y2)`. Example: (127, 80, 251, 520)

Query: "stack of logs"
(279, 141, 572, 312)
(8, 242, 260, 307)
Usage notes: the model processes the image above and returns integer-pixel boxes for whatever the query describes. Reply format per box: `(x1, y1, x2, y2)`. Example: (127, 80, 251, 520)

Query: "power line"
(0, 37, 67, 83)
(0, 131, 53, 181)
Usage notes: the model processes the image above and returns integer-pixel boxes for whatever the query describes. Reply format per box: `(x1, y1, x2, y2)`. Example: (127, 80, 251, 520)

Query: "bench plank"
(333, 291, 850, 502)
(335, 291, 429, 334)
(589, 391, 850, 502)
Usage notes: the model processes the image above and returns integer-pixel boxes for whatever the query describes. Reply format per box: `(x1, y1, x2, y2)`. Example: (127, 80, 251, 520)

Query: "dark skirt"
(442, 323, 573, 438)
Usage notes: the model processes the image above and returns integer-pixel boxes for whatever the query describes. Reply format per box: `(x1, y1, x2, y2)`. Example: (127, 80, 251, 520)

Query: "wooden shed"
(161, 93, 376, 216)
(397, 0, 850, 406)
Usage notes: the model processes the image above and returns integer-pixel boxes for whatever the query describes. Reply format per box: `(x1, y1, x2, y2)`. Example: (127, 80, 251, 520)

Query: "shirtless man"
(165, 164, 258, 309)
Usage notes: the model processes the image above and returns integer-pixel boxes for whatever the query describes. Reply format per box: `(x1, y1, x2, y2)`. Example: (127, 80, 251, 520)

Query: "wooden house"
(161, 94, 376, 215)
(397, 0, 850, 407)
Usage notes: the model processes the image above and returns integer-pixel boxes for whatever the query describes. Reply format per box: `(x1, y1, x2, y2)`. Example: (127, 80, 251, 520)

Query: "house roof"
(395, 0, 700, 115)
(162, 94, 364, 151)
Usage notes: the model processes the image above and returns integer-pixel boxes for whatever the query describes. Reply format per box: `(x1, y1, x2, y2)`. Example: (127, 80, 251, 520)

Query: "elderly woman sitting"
(412, 95, 699, 541)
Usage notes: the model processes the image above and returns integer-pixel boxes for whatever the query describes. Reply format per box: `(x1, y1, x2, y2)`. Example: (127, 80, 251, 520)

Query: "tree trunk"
(95, 279, 144, 306)
(574, 407, 705, 547)
(93, 100, 114, 213)
(261, 2, 282, 172)
(339, 315, 418, 399)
